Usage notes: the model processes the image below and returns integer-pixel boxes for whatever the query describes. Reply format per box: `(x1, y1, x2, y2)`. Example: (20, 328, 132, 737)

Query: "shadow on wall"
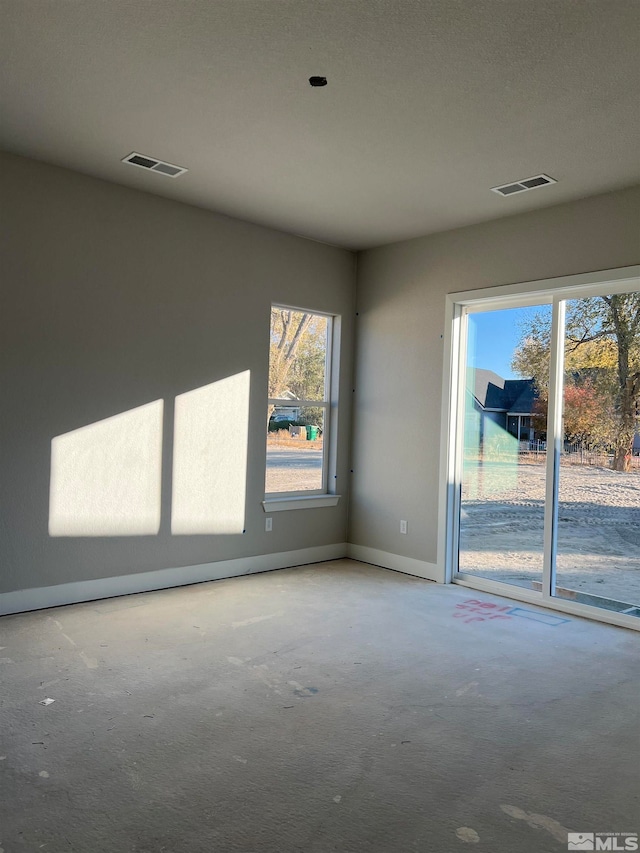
(48, 371, 250, 537)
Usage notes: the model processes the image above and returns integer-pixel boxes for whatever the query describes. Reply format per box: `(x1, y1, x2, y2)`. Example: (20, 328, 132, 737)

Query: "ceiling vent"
(491, 174, 556, 197)
(122, 152, 188, 178)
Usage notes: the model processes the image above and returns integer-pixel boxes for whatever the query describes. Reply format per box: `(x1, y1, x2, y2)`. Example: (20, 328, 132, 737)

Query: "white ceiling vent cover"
(122, 152, 188, 178)
(491, 174, 556, 197)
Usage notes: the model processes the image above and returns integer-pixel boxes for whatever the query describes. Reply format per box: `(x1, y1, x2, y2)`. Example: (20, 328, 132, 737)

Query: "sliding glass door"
(553, 292, 640, 618)
(458, 304, 551, 592)
(451, 278, 640, 624)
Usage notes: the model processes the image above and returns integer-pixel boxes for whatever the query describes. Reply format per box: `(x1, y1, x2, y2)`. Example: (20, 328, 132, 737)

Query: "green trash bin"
(307, 425, 319, 441)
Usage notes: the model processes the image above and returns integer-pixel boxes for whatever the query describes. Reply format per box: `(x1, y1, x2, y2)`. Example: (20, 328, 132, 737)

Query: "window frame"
(265, 303, 337, 503)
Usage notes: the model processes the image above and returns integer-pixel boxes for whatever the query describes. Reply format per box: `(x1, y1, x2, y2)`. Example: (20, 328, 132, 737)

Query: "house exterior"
(270, 389, 301, 423)
(467, 368, 540, 448)
(468, 368, 640, 455)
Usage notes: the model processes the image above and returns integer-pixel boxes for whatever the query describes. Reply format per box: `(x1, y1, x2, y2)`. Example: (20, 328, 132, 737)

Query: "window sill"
(262, 495, 341, 512)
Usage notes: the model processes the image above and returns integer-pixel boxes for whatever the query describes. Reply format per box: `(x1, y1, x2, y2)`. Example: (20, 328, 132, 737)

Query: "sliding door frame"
(441, 265, 640, 631)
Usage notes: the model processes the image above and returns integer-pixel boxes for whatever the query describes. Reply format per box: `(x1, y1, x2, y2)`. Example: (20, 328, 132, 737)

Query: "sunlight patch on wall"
(49, 400, 163, 536)
(171, 371, 250, 535)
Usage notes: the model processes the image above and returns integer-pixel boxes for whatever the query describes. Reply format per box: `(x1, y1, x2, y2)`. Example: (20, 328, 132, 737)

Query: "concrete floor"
(1, 559, 638, 852)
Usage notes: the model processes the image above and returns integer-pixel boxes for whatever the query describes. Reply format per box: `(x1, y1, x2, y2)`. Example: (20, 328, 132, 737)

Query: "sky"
(467, 305, 551, 379)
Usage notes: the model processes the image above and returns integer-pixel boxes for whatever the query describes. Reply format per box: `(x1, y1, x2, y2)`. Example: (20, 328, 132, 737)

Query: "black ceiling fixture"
(309, 76, 327, 87)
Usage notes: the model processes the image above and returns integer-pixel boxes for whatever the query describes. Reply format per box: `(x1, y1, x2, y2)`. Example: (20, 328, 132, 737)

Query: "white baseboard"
(347, 544, 442, 582)
(1, 542, 444, 616)
(0, 543, 348, 616)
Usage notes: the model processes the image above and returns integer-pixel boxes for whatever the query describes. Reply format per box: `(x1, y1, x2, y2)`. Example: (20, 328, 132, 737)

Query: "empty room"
(1, 2, 639, 851)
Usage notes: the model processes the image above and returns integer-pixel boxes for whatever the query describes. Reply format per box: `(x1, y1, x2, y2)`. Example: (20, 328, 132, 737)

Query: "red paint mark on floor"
(453, 598, 513, 624)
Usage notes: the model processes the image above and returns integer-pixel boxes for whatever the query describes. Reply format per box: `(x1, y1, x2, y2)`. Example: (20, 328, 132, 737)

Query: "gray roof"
(507, 383, 538, 415)
(468, 368, 537, 414)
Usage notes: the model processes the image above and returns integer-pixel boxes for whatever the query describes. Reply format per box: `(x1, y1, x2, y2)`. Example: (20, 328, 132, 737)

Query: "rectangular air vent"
(491, 174, 556, 197)
(122, 152, 188, 178)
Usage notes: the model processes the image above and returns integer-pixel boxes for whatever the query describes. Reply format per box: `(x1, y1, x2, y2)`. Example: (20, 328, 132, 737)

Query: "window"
(265, 305, 335, 501)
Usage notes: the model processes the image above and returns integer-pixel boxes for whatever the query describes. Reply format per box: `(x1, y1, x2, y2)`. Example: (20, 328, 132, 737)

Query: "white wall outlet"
(265, 517, 273, 532)
(400, 519, 408, 534)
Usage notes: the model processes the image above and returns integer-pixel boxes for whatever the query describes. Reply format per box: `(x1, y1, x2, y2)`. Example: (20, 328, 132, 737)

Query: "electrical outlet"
(265, 517, 273, 532)
(400, 520, 408, 534)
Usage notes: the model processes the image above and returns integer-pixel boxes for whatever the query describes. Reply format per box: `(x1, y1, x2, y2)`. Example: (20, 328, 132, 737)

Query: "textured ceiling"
(1, 1, 639, 249)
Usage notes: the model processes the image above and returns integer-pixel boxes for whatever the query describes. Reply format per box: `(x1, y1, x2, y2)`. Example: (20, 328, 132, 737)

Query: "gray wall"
(0, 152, 355, 595)
(349, 186, 640, 570)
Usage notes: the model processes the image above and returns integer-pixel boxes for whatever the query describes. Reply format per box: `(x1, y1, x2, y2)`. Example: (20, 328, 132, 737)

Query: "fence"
(516, 440, 640, 470)
(561, 443, 640, 469)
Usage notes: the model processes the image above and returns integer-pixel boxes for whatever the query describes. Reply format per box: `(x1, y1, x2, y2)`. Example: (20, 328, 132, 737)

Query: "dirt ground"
(459, 462, 640, 607)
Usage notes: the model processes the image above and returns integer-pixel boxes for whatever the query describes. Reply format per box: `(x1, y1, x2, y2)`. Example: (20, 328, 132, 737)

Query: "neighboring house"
(271, 389, 301, 423)
(467, 368, 540, 446)
(271, 408, 300, 423)
(468, 368, 640, 454)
